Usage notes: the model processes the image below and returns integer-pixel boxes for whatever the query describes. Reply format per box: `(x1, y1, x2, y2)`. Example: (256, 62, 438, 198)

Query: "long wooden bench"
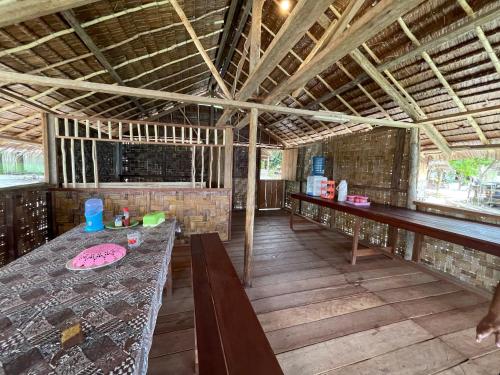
(191, 233, 283, 375)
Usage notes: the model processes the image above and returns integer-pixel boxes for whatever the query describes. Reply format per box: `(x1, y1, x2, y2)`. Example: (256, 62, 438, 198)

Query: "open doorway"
(258, 149, 284, 209)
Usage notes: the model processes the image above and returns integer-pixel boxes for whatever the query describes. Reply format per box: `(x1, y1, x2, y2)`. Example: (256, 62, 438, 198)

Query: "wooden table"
(0, 221, 175, 375)
(290, 193, 500, 264)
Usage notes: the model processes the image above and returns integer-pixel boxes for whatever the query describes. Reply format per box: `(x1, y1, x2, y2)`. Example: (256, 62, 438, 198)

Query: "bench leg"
(290, 198, 296, 230)
(351, 217, 361, 265)
(166, 259, 173, 299)
(412, 233, 423, 262)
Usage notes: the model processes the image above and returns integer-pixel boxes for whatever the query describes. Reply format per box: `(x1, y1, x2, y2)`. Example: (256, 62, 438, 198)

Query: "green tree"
(449, 158, 494, 182)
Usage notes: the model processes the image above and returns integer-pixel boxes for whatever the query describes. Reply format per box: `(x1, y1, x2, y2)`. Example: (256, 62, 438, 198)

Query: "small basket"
(320, 180, 336, 199)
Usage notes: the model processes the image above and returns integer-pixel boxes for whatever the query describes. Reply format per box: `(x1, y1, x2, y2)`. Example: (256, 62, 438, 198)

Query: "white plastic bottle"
(337, 180, 348, 202)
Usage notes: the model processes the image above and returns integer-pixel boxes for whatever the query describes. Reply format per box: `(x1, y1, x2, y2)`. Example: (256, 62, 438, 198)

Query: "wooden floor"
(147, 210, 500, 374)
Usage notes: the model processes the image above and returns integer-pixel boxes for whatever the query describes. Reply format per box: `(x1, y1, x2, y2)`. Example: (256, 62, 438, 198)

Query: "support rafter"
(169, 0, 232, 99)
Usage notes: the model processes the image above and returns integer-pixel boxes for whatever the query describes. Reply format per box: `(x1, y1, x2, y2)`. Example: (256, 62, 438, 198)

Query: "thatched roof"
(0, 0, 498, 154)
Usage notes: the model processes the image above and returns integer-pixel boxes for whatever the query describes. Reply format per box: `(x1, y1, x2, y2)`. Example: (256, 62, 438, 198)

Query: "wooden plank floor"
(147, 210, 499, 374)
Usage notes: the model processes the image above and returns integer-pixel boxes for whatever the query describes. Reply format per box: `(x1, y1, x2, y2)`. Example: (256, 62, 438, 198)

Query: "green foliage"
(261, 150, 283, 179)
(449, 158, 493, 179)
(268, 150, 282, 172)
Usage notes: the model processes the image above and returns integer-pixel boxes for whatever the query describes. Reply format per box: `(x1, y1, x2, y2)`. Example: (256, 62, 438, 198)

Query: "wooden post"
(61, 139, 68, 188)
(243, 108, 258, 287)
(290, 197, 296, 230)
(209, 146, 213, 189)
(224, 127, 233, 189)
(41, 113, 50, 183)
(412, 233, 423, 262)
(47, 114, 58, 185)
(81, 139, 86, 187)
(405, 127, 420, 260)
(191, 146, 196, 188)
(92, 139, 98, 188)
(217, 147, 221, 188)
(351, 217, 361, 265)
(387, 128, 406, 253)
(201, 146, 205, 187)
(70, 139, 76, 187)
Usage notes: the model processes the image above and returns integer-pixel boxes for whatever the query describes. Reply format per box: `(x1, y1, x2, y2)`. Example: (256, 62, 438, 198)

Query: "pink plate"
(66, 243, 127, 271)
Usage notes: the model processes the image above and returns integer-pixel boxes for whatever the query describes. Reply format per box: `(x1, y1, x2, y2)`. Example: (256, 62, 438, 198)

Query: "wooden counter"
(291, 193, 500, 261)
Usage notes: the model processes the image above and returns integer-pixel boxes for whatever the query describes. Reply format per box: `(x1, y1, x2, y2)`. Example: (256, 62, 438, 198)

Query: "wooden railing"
(49, 114, 233, 190)
(0, 184, 51, 266)
(414, 201, 500, 225)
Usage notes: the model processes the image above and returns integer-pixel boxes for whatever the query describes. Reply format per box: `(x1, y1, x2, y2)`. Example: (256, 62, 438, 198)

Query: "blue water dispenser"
(84, 198, 104, 232)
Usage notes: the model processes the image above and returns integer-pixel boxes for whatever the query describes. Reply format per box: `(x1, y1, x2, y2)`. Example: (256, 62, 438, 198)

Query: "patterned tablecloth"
(0, 220, 175, 375)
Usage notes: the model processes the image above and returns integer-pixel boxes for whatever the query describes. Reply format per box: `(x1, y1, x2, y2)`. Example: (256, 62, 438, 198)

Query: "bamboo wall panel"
(52, 188, 230, 241)
(0, 185, 50, 266)
(417, 204, 500, 292)
(287, 128, 410, 254)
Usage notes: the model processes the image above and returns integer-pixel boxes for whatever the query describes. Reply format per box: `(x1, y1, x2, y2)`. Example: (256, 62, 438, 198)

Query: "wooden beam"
(0, 0, 99, 28)
(309, 5, 500, 107)
(0, 134, 41, 145)
(417, 105, 500, 125)
(147, 103, 188, 121)
(449, 144, 500, 152)
(224, 128, 233, 189)
(219, 0, 252, 84)
(249, 0, 264, 74)
(61, 10, 145, 113)
(0, 88, 57, 114)
(458, 0, 500, 75)
(209, 0, 240, 89)
(291, 0, 364, 97)
(349, 48, 451, 155)
(267, 0, 427, 105)
(405, 127, 419, 259)
(397, 16, 489, 145)
(243, 107, 258, 287)
(380, 5, 500, 73)
(216, 0, 332, 125)
(0, 70, 420, 129)
(169, 0, 232, 99)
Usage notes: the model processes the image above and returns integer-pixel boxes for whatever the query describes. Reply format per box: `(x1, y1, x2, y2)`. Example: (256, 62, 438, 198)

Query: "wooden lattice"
(0, 185, 50, 266)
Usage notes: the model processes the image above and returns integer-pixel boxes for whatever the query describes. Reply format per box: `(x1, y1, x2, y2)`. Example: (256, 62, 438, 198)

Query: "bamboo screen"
(285, 128, 410, 254)
(0, 185, 50, 266)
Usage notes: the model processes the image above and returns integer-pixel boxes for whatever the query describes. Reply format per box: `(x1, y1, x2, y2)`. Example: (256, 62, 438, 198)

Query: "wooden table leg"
(166, 259, 173, 298)
(290, 198, 296, 230)
(412, 233, 423, 262)
(351, 217, 361, 265)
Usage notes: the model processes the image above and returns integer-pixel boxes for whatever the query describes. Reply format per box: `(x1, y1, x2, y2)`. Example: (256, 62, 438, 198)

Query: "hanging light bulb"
(280, 0, 291, 12)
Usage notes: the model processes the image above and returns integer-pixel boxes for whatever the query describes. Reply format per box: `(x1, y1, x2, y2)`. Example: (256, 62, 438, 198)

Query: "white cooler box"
(306, 176, 327, 196)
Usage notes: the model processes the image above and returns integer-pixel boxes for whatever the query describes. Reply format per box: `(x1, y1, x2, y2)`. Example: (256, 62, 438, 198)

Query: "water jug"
(84, 198, 104, 232)
(337, 180, 348, 202)
(312, 156, 325, 176)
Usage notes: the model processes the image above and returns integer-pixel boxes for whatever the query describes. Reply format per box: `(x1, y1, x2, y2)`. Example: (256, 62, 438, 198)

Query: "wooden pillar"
(243, 108, 258, 287)
(41, 113, 50, 183)
(351, 217, 361, 265)
(46, 113, 58, 185)
(405, 128, 420, 260)
(387, 128, 406, 253)
(224, 128, 233, 189)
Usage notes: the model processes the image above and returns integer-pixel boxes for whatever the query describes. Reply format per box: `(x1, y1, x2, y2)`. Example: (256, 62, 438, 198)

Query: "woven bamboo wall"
(52, 188, 231, 241)
(287, 128, 410, 254)
(0, 185, 50, 266)
(417, 204, 500, 292)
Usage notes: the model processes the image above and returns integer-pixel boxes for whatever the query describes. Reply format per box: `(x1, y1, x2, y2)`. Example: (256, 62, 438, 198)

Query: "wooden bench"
(191, 233, 283, 375)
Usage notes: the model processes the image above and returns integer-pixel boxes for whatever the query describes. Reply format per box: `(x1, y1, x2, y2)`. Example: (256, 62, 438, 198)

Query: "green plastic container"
(143, 211, 166, 227)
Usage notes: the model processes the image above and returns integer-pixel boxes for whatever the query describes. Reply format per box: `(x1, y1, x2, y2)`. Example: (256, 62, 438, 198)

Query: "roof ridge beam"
(216, 0, 333, 126)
